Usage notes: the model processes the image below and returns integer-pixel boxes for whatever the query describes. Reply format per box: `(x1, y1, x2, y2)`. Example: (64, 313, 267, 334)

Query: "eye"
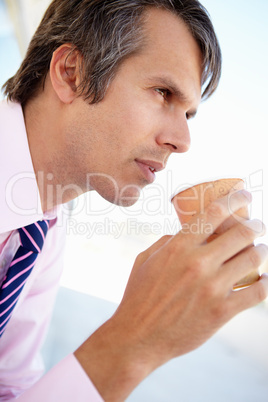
(155, 88, 171, 100)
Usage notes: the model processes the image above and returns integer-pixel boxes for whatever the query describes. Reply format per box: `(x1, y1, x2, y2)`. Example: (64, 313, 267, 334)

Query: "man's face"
(62, 8, 202, 206)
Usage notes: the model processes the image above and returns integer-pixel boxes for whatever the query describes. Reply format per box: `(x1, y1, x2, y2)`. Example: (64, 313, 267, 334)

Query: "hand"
(75, 190, 268, 401)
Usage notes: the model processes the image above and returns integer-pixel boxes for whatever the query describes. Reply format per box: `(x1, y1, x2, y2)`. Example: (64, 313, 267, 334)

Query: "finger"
(227, 273, 268, 315)
(221, 243, 268, 288)
(176, 189, 252, 245)
(205, 219, 266, 266)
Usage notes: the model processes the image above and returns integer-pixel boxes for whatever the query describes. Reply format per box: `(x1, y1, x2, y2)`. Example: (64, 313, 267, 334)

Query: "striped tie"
(0, 220, 49, 337)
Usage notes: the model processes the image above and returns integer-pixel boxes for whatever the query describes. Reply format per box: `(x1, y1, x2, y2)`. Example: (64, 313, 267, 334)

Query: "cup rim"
(170, 177, 244, 203)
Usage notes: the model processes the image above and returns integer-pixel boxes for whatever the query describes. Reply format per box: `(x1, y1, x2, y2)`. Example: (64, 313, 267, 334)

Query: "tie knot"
(18, 220, 49, 253)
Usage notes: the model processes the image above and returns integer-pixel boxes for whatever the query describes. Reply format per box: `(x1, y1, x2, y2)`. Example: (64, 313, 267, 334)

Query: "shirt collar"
(0, 100, 55, 233)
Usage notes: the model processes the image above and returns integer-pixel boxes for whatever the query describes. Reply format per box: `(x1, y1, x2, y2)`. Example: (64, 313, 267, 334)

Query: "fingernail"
(256, 244, 268, 259)
(260, 273, 268, 297)
(244, 219, 266, 235)
(240, 190, 252, 202)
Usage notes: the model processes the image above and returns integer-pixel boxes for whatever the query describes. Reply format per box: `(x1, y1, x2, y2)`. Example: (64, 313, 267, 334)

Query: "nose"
(156, 111, 191, 153)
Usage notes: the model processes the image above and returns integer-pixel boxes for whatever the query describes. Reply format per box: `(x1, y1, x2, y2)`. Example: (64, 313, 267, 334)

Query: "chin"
(101, 186, 142, 207)
(89, 175, 144, 207)
(106, 190, 141, 207)
(117, 195, 140, 207)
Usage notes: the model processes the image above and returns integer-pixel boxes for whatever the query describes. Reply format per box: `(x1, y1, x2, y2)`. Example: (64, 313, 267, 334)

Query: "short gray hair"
(2, 0, 221, 106)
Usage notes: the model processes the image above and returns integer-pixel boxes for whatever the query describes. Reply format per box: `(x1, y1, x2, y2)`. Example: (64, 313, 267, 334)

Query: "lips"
(135, 159, 165, 183)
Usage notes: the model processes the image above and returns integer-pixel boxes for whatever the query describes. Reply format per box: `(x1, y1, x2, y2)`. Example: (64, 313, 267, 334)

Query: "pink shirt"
(0, 100, 103, 401)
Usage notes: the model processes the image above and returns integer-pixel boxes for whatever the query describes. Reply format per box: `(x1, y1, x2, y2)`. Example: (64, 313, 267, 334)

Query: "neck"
(23, 93, 84, 213)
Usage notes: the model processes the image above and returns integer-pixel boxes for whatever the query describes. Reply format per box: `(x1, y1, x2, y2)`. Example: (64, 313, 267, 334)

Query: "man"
(0, 0, 267, 400)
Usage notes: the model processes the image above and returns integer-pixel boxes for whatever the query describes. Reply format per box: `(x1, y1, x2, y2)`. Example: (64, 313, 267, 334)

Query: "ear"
(49, 44, 82, 104)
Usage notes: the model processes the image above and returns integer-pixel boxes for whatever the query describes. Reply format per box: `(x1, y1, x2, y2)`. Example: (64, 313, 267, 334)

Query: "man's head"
(2, 1, 222, 210)
(3, 0, 221, 107)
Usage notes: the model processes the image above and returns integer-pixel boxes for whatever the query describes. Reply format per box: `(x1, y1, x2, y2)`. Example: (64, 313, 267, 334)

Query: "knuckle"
(256, 281, 268, 303)
(134, 253, 144, 266)
(248, 247, 262, 268)
(162, 234, 172, 243)
(203, 280, 219, 299)
(210, 301, 226, 320)
(167, 239, 180, 254)
(237, 224, 255, 242)
(206, 201, 226, 221)
(200, 280, 229, 320)
(188, 255, 207, 274)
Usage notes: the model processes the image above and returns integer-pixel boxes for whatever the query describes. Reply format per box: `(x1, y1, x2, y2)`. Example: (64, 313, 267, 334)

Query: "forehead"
(118, 7, 203, 109)
(139, 7, 202, 82)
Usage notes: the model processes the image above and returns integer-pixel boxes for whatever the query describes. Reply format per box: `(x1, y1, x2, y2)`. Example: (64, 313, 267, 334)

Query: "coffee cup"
(171, 178, 260, 289)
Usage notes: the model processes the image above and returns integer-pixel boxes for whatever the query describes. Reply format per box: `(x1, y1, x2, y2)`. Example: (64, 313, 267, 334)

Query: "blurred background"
(1, 0, 268, 400)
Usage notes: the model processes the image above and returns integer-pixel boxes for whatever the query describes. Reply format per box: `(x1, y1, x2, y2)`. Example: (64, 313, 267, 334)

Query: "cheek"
(113, 101, 158, 143)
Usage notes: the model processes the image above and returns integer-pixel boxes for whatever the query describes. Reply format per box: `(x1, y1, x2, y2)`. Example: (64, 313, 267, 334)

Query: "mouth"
(135, 159, 165, 183)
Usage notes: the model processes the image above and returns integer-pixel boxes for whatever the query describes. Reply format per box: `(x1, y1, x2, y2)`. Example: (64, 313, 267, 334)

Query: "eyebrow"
(147, 75, 198, 118)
